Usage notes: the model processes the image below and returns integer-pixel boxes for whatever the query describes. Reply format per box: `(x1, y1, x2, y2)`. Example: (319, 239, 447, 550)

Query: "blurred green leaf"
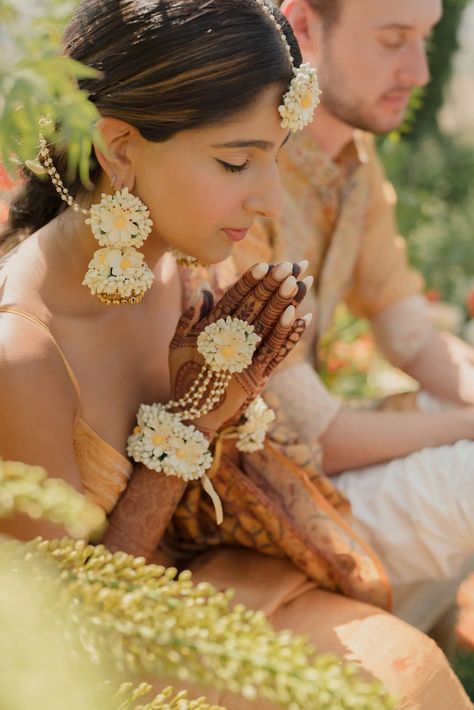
(0, 0, 99, 185)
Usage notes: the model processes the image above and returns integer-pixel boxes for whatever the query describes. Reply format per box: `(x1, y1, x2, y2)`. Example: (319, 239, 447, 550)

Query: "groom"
(233, 0, 474, 635)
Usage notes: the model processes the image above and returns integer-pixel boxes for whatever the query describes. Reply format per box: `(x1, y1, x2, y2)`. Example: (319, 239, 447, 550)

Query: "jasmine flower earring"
(35, 135, 155, 305)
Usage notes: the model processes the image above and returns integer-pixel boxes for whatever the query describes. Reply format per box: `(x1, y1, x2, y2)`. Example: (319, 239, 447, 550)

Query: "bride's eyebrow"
(211, 133, 291, 151)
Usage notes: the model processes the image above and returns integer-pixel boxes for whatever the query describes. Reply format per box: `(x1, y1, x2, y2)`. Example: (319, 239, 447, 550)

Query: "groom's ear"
(281, 0, 325, 67)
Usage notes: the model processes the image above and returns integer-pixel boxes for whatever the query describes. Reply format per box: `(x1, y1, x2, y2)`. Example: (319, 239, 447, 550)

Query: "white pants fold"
(333, 429, 474, 630)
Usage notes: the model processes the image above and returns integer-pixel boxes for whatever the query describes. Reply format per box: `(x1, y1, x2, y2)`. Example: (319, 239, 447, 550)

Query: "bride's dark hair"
(4, 0, 301, 245)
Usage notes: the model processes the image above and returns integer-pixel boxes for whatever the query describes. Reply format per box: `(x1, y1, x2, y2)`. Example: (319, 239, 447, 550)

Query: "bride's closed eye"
(216, 159, 250, 174)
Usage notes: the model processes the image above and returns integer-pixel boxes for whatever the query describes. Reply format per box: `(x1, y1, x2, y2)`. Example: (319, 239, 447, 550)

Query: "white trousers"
(333, 408, 474, 631)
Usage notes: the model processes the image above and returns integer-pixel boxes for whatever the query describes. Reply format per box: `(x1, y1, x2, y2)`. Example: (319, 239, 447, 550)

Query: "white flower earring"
(84, 183, 154, 305)
(36, 136, 154, 305)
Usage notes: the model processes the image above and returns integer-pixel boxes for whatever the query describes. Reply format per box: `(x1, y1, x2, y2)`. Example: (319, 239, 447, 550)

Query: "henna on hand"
(168, 262, 312, 437)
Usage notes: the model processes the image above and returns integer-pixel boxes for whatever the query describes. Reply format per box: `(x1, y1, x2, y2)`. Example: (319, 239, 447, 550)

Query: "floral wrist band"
(127, 317, 263, 525)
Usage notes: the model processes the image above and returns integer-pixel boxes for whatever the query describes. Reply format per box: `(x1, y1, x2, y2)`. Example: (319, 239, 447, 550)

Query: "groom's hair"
(307, 0, 343, 27)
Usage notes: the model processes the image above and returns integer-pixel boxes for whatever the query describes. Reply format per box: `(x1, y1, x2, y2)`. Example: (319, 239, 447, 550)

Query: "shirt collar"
(281, 128, 369, 192)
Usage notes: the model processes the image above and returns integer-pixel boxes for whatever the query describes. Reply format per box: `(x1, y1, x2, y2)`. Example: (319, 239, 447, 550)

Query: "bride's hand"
(169, 261, 312, 439)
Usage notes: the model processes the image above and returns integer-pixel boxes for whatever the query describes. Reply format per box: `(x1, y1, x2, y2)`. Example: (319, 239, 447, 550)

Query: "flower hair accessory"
(255, 0, 321, 132)
(279, 64, 321, 133)
(128, 317, 261, 524)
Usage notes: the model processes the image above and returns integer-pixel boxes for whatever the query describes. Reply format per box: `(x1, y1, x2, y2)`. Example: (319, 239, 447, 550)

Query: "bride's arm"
(103, 263, 310, 559)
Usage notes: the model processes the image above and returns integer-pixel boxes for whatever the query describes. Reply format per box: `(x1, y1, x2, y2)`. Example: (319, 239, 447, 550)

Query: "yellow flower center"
(114, 213, 127, 230)
(152, 434, 165, 446)
(300, 92, 312, 110)
(219, 345, 236, 360)
(175, 449, 186, 459)
(120, 258, 132, 269)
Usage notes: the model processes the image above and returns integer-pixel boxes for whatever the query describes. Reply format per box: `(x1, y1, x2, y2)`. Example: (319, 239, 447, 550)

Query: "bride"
(0, 0, 469, 707)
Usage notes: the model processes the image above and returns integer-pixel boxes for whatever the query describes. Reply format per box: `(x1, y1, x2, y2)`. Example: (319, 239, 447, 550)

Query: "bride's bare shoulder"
(0, 310, 78, 435)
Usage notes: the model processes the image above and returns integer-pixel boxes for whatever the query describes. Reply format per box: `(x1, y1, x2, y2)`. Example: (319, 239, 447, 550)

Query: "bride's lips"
(222, 227, 250, 242)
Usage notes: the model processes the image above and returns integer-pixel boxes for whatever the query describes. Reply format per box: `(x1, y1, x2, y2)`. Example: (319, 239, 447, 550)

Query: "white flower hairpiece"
(236, 396, 276, 453)
(255, 0, 321, 133)
(197, 316, 261, 374)
(279, 64, 321, 133)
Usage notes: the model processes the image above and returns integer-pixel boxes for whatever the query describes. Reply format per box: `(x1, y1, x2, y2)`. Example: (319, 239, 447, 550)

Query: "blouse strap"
(0, 305, 81, 402)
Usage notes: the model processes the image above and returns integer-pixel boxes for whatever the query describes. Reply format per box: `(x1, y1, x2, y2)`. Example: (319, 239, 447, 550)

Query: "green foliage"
(0, 459, 106, 538)
(0, 543, 220, 710)
(0, 0, 99, 184)
(0, 464, 396, 709)
(409, 0, 470, 140)
(380, 133, 474, 311)
(454, 651, 474, 702)
(32, 538, 395, 709)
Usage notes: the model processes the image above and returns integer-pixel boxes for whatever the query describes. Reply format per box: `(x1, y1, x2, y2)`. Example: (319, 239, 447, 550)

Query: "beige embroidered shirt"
(232, 130, 430, 442)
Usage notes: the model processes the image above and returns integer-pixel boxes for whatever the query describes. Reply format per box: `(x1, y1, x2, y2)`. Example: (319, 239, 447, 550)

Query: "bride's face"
(133, 84, 289, 264)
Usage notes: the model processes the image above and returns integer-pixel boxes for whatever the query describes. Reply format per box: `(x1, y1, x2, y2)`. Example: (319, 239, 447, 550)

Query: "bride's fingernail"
(281, 305, 295, 327)
(279, 275, 297, 297)
(302, 275, 313, 290)
(273, 261, 293, 281)
(302, 313, 313, 326)
(251, 262, 269, 279)
(297, 259, 309, 274)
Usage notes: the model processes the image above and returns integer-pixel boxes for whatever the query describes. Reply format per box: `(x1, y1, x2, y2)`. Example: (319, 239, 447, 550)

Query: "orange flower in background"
(467, 290, 474, 319)
(425, 288, 441, 303)
(326, 355, 347, 373)
(0, 162, 21, 227)
(0, 164, 16, 192)
(0, 201, 9, 224)
(322, 332, 376, 375)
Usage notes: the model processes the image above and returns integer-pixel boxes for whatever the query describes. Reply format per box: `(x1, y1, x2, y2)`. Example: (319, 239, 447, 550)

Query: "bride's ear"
(93, 117, 141, 190)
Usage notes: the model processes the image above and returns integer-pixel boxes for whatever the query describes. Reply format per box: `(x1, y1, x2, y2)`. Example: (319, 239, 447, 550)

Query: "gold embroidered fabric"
(73, 418, 132, 514)
(164, 388, 391, 610)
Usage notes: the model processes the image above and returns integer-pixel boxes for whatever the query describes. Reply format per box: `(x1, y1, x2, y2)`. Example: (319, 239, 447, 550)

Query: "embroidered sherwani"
(233, 129, 431, 442)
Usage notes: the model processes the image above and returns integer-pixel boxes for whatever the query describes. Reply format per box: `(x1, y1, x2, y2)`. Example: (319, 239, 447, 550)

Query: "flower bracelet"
(127, 317, 275, 524)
